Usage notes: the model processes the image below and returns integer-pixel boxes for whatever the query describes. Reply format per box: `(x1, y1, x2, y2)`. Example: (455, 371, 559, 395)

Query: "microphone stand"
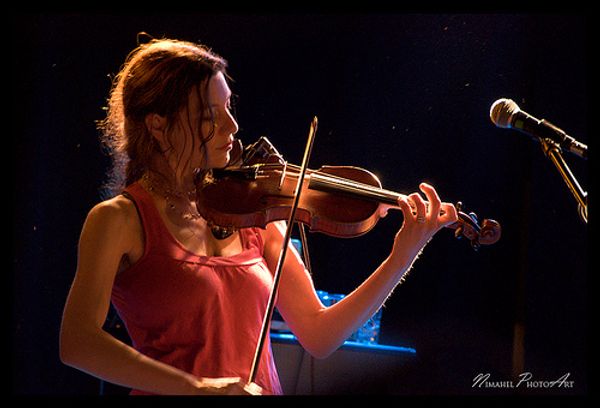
(538, 137, 587, 223)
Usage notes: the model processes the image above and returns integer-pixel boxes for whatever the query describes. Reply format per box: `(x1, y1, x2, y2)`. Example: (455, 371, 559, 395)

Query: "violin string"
(310, 175, 399, 205)
(271, 163, 404, 204)
(252, 163, 450, 215)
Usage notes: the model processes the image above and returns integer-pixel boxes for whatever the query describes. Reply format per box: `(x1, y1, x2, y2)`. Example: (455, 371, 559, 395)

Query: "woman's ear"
(144, 113, 167, 142)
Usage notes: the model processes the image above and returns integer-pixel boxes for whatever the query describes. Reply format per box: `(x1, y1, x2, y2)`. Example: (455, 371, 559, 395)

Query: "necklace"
(141, 172, 236, 240)
(142, 173, 200, 221)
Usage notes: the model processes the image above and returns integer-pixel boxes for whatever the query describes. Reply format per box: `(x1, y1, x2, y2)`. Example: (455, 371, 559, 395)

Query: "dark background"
(11, 12, 590, 396)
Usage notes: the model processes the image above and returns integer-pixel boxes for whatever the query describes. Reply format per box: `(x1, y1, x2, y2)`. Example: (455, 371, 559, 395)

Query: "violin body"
(197, 165, 384, 238)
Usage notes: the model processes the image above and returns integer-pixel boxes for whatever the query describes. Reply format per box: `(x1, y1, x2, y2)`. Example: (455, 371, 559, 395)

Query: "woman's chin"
(210, 153, 231, 169)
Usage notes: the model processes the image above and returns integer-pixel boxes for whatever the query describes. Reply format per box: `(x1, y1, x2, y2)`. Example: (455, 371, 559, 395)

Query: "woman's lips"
(216, 141, 234, 151)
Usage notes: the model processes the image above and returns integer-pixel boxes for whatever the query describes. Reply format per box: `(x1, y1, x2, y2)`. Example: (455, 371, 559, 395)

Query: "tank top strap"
(239, 226, 265, 256)
(122, 182, 170, 256)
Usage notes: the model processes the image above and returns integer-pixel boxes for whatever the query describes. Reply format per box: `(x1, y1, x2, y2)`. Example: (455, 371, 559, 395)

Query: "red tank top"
(110, 182, 282, 395)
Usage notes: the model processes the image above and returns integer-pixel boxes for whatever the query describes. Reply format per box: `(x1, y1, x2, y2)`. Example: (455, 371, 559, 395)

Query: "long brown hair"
(98, 36, 228, 198)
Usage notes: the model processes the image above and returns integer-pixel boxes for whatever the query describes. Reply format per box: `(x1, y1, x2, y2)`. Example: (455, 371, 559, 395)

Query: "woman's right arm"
(59, 198, 253, 395)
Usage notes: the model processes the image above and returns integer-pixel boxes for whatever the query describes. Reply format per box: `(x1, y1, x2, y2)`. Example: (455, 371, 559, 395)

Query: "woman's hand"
(190, 376, 263, 395)
(390, 182, 458, 266)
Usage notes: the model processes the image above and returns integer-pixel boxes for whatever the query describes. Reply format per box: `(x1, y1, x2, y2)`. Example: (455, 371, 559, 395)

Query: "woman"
(59, 37, 458, 395)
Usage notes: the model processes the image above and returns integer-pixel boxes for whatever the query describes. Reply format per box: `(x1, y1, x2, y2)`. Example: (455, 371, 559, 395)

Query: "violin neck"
(309, 172, 404, 207)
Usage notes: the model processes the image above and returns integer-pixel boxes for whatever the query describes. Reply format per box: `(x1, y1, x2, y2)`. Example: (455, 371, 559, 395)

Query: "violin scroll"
(449, 202, 501, 250)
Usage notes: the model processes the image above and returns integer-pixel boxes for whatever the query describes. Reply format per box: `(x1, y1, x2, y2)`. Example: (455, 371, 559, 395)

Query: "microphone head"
(490, 98, 521, 128)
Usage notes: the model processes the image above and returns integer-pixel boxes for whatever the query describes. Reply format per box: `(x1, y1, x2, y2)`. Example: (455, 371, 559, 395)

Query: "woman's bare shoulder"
(88, 194, 137, 222)
(82, 194, 140, 242)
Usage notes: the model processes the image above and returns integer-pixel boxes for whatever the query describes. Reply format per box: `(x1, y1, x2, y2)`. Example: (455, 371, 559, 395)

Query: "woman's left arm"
(262, 182, 457, 359)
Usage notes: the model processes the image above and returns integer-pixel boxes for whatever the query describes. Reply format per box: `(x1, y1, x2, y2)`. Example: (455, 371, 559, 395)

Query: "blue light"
(270, 332, 416, 355)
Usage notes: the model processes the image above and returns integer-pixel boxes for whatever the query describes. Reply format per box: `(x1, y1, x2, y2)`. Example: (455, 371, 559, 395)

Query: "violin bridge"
(278, 161, 288, 190)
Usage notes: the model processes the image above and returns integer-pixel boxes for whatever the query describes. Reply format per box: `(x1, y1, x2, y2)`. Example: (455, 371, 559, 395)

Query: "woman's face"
(168, 71, 239, 173)
(200, 71, 239, 169)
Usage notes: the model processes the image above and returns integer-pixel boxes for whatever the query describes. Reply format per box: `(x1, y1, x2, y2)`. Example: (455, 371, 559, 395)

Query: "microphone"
(490, 98, 587, 159)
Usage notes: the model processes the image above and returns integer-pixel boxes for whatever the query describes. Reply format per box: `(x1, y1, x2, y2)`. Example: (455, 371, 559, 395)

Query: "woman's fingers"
(440, 202, 458, 226)
(407, 192, 427, 223)
(397, 183, 458, 227)
(419, 182, 441, 219)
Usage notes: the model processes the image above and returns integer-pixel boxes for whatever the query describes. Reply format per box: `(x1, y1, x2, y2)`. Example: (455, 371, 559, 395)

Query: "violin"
(195, 137, 501, 250)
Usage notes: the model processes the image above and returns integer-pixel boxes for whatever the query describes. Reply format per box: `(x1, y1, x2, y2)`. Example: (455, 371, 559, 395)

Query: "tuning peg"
(454, 225, 464, 239)
(470, 239, 481, 251)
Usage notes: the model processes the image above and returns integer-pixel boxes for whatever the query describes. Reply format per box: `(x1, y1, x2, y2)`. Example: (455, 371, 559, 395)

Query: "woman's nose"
(224, 110, 239, 135)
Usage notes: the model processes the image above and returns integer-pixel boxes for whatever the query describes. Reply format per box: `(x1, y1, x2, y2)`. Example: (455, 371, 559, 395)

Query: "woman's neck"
(146, 155, 196, 194)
